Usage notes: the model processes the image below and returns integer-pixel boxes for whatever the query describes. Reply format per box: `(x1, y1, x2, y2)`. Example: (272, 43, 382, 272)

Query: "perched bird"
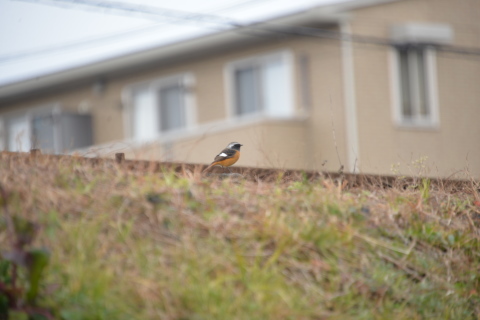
(203, 142, 243, 173)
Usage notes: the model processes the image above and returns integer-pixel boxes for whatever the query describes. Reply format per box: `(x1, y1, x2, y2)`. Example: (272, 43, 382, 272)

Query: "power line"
(6, 0, 480, 63)
(1, 0, 254, 63)
(0, 0, 280, 63)
(205, 0, 277, 14)
(15, 0, 244, 28)
(0, 23, 166, 62)
(3, 0, 299, 64)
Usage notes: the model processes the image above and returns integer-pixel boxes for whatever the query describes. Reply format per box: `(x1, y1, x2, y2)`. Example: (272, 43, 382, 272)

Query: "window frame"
(224, 50, 295, 120)
(0, 104, 61, 152)
(124, 73, 196, 141)
(390, 44, 439, 128)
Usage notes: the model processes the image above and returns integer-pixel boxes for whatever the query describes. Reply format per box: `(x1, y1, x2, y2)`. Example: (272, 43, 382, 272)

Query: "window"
(391, 45, 439, 127)
(158, 84, 186, 132)
(128, 74, 194, 141)
(32, 113, 56, 151)
(226, 51, 293, 118)
(0, 107, 93, 153)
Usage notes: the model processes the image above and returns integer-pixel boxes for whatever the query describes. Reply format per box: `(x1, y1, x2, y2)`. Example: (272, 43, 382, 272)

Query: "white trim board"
(341, 22, 360, 173)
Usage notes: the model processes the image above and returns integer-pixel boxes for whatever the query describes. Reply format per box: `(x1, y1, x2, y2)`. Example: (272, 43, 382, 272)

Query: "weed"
(0, 186, 52, 320)
(0, 153, 479, 319)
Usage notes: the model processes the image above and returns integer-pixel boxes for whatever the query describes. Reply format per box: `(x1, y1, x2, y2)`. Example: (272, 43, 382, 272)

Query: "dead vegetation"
(1, 151, 480, 319)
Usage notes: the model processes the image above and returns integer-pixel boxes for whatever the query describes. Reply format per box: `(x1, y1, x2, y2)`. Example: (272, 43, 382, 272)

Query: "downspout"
(340, 21, 360, 172)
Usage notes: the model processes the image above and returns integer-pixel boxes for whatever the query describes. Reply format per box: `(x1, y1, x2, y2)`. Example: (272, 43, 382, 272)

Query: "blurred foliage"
(0, 154, 479, 319)
(0, 187, 51, 320)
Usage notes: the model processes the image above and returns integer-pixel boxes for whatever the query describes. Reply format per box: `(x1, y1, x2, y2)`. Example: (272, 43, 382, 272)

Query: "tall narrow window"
(32, 114, 55, 152)
(234, 66, 261, 115)
(159, 83, 186, 132)
(227, 51, 293, 118)
(298, 53, 312, 110)
(394, 45, 438, 126)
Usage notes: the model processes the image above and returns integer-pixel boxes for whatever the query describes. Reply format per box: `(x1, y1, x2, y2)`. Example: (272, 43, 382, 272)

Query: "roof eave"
(0, 0, 404, 103)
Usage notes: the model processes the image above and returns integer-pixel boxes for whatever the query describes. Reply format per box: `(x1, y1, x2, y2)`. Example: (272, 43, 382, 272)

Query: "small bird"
(203, 142, 243, 173)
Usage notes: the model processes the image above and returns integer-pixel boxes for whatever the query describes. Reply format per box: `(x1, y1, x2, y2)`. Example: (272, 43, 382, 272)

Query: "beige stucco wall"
(2, 0, 479, 178)
(0, 31, 348, 172)
(119, 119, 309, 170)
(294, 39, 348, 172)
(350, 0, 480, 178)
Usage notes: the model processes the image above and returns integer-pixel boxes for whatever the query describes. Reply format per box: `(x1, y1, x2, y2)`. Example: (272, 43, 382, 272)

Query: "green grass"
(1, 156, 480, 319)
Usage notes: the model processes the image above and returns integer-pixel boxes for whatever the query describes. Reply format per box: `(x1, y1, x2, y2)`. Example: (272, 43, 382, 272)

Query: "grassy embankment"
(1, 154, 479, 319)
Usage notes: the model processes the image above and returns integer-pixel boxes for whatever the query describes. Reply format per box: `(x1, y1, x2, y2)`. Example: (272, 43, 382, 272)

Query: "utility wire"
(0, 23, 165, 62)
(1, 0, 256, 63)
(0, 0, 278, 63)
(5, 0, 480, 62)
(1, 0, 300, 63)
(15, 0, 244, 28)
(0, 0, 262, 63)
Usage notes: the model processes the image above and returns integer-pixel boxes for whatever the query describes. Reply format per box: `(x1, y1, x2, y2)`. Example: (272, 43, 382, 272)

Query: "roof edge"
(0, 0, 403, 103)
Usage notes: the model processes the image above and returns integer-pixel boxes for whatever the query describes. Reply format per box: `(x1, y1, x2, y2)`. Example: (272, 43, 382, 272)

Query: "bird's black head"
(227, 142, 243, 151)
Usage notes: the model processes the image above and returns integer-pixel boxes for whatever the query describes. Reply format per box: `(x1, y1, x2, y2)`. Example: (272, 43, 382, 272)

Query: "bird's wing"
(213, 148, 237, 162)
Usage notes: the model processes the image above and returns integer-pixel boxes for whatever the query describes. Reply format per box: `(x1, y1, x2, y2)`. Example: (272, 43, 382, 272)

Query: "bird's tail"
(202, 162, 216, 173)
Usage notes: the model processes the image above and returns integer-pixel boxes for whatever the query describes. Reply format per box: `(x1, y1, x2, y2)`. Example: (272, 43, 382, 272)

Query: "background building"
(1, 0, 479, 178)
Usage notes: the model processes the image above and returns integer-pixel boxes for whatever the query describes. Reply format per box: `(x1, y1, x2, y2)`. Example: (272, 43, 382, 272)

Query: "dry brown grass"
(1, 151, 480, 319)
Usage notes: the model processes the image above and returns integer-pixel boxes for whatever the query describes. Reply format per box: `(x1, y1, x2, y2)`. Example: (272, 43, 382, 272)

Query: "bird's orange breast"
(217, 151, 240, 167)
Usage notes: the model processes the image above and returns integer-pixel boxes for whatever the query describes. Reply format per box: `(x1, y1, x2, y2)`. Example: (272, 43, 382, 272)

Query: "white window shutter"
(263, 57, 292, 117)
(7, 115, 31, 152)
(132, 88, 157, 141)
